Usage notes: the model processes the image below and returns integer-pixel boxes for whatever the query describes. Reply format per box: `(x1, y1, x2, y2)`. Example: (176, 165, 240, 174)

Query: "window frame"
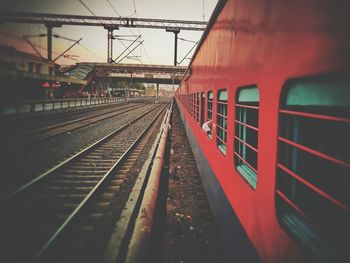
(207, 91, 214, 139)
(234, 85, 259, 190)
(275, 76, 350, 262)
(216, 89, 228, 155)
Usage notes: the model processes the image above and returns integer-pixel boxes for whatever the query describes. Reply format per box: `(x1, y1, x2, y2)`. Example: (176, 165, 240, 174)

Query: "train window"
(191, 93, 194, 119)
(196, 93, 200, 124)
(234, 85, 259, 189)
(207, 91, 213, 139)
(200, 92, 205, 126)
(217, 90, 228, 155)
(276, 77, 350, 262)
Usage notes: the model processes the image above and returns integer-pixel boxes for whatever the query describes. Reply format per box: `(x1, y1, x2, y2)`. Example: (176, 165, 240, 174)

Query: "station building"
(0, 46, 86, 101)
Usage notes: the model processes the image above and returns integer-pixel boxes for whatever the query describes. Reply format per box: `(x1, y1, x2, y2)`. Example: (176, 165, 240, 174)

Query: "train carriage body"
(175, 0, 350, 262)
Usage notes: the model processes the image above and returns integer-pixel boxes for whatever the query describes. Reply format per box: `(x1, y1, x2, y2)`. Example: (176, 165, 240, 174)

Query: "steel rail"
(104, 101, 172, 263)
(31, 102, 169, 263)
(0, 103, 164, 206)
(11, 105, 149, 149)
(123, 100, 173, 263)
(14, 103, 146, 138)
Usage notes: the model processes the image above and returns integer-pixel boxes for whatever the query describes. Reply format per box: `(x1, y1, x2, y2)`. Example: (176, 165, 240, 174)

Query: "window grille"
(196, 92, 200, 123)
(276, 78, 350, 262)
(200, 92, 205, 126)
(207, 91, 213, 139)
(234, 86, 259, 189)
(217, 90, 228, 154)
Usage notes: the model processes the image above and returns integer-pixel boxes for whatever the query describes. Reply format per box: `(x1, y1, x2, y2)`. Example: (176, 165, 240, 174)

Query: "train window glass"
(276, 78, 350, 262)
(234, 85, 259, 189)
(200, 92, 205, 126)
(217, 90, 228, 155)
(207, 91, 213, 139)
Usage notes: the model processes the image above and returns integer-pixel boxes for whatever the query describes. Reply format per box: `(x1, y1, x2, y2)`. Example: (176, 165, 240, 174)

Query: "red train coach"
(175, 0, 350, 262)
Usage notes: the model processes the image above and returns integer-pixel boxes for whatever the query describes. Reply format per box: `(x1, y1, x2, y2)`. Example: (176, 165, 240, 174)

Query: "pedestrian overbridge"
(66, 63, 186, 85)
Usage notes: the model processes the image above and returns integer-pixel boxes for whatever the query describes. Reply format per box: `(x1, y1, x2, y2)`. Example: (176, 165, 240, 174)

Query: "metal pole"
(166, 29, 180, 66)
(174, 31, 179, 66)
(104, 25, 119, 63)
(47, 25, 52, 61)
(107, 30, 110, 63)
(45, 23, 61, 61)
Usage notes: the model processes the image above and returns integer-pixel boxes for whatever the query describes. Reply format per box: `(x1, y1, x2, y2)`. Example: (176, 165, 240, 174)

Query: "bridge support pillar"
(104, 25, 119, 63)
(156, 83, 159, 102)
(166, 29, 180, 66)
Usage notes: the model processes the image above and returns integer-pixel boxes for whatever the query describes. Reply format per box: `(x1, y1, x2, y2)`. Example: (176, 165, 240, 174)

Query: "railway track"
(0, 101, 169, 263)
(7, 102, 149, 149)
(1, 101, 126, 136)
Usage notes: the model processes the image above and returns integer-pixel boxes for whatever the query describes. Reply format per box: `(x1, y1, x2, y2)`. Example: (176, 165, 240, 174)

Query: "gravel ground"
(0, 101, 161, 197)
(161, 104, 224, 263)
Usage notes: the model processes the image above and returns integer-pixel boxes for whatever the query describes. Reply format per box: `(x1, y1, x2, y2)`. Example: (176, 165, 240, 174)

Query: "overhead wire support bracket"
(116, 40, 144, 64)
(53, 37, 82, 62)
(113, 35, 141, 63)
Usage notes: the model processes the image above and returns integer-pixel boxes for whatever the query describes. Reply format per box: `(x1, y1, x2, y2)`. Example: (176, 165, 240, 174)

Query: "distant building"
(0, 45, 56, 76)
(0, 46, 86, 101)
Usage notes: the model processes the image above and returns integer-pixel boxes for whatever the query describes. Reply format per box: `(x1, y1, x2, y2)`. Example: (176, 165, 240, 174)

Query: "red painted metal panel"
(175, 0, 350, 262)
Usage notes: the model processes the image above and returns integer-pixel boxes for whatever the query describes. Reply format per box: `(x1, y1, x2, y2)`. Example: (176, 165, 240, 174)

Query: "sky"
(0, 0, 218, 66)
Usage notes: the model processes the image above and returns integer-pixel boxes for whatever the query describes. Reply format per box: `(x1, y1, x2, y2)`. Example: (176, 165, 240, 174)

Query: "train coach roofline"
(182, 0, 228, 80)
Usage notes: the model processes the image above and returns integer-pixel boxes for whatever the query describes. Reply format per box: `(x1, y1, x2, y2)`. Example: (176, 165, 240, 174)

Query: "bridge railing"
(0, 97, 127, 115)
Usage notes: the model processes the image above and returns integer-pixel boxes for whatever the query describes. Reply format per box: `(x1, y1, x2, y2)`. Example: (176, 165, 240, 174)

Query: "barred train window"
(276, 78, 350, 262)
(196, 92, 200, 123)
(191, 93, 195, 119)
(217, 90, 228, 155)
(207, 91, 213, 139)
(234, 86, 259, 189)
(200, 92, 205, 126)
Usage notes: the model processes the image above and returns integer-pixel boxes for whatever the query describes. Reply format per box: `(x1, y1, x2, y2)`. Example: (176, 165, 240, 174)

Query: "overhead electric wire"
(140, 42, 152, 64)
(0, 31, 64, 56)
(116, 40, 143, 64)
(53, 35, 78, 42)
(78, 0, 152, 64)
(105, 0, 122, 17)
(113, 35, 141, 62)
(78, 42, 105, 60)
(78, 0, 104, 25)
(54, 38, 83, 62)
(203, 0, 205, 21)
(115, 37, 142, 42)
(106, 0, 150, 64)
(132, 0, 137, 15)
(104, 0, 152, 64)
(130, 0, 152, 64)
(178, 41, 199, 65)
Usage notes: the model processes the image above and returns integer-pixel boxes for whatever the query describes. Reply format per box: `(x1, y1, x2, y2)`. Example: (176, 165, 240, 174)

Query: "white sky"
(0, 0, 218, 65)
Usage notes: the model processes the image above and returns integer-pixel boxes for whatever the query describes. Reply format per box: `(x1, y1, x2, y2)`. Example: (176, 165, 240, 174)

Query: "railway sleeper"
(63, 169, 108, 175)
(51, 179, 99, 185)
(59, 175, 103, 180)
